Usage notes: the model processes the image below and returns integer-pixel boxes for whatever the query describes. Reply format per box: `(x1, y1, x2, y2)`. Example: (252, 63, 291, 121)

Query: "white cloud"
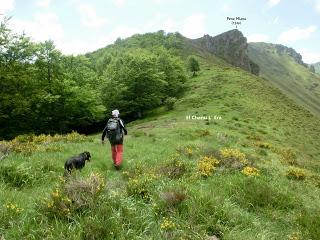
(298, 48, 320, 64)
(278, 26, 317, 43)
(267, 0, 280, 7)
(9, 9, 107, 55)
(10, 12, 64, 43)
(59, 26, 140, 55)
(77, 3, 107, 28)
(161, 18, 178, 32)
(74, 26, 140, 55)
(109, 25, 141, 41)
(35, 0, 51, 9)
(0, 0, 14, 14)
(58, 38, 109, 55)
(247, 34, 269, 42)
(181, 13, 206, 39)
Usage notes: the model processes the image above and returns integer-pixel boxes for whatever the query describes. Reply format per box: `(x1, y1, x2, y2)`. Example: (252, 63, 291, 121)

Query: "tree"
(0, 18, 106, 138)
(0, 17, 39, 137)
(102, 49, 167, 118)
(155, 47, 186, 97)
(100, 47, 187, 119)
(187, 56, 200, 76)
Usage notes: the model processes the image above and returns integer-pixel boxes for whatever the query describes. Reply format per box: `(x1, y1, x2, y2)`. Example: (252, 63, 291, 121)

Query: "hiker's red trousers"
(111, 144, 123, 166)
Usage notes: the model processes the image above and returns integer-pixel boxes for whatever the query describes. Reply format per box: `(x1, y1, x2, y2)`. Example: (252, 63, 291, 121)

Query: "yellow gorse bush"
(127, 177, 151, 200)
(186, 147, 193, 157)
(43, 187, 72, 217)
(0, 131, 87, 155)
(286, 167, 306, 180)
(160, 217, 175, 231)
(43, 172, 106, 218)
(288, 232, 302, 240)
(88, 172, 106, 193)
(3, 202, 23, 213)
(278, 148, 297, 165)
(255, 141, 272, 149)
(64, 131, 86, 142)
(219, 148, 248, 164)
(242, 166, 260, 176)
(0, 140, 38, 155)
(126, 166, 163, 197)
(33, 131, 86, 143)
(198, 156, 219, 177)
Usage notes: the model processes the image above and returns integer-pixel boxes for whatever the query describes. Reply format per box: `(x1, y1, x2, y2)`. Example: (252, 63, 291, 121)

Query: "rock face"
(274, 44, 308, 67)
(312, 62, 320, 74)
(192, 29, 259, 75)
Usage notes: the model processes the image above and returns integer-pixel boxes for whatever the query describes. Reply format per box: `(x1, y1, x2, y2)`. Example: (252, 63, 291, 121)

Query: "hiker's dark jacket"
(102, 117, 127, 144)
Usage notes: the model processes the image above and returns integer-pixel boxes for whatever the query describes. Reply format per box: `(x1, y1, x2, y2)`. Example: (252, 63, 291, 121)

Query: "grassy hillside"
(248, 42, 320, 117)
(1, 46, 320, 239)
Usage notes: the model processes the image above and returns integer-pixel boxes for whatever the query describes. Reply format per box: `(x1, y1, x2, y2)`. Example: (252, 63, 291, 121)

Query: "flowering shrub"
(286, 167, 306, 180)
(175, 145, 198, 157)
(0, 131, 86, 156)
(288, 232, 302, 240)
(0, 140, 38, 155)
(255, 142, 272, 149)
(242, 166, 260, 176)
(160, 217, 176, 231)
(3, 202, 23, 214)
(1, 202, 24, 226)
(186, 147, 193, 157)
(42, 173, 106, 218)
(278, 148, 297, 165)
(127, 176, 153, 201)
(218, 148, 248, 168)
(121, 165, 145, 180)
(64, 131, 87, 142)
(43, 188, 72, 218)
(198, 156, 219, 177)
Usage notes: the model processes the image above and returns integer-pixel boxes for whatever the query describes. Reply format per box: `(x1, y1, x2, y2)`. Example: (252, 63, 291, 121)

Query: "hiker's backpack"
(106, 118, 122, 144)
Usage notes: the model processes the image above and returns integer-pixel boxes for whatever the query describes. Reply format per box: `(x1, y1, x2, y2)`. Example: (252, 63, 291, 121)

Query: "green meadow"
(1, 57, 320, 239)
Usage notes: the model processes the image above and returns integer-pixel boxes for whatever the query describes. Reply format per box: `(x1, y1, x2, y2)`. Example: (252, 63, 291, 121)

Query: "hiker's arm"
(102, 125, 108, 141)
(119, 119, 127, 135)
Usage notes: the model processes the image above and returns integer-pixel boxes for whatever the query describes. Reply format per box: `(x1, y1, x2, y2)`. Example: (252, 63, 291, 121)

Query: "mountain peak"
(249, 42, 308, 68)
(274, 44, 307, 67)
(214, 28, 244, 37)
(192, 29, 259, 75)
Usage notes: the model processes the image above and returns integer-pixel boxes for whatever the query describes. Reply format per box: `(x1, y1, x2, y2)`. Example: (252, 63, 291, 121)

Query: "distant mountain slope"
(312, 62, 320, 74)
(248, 42, 320, 117)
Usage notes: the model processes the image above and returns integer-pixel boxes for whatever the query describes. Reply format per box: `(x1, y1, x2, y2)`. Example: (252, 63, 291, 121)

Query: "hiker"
(102, 109, 127, 170)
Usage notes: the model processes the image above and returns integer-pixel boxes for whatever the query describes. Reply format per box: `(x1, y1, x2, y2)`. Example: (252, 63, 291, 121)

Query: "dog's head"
(82, 151, 91, 161)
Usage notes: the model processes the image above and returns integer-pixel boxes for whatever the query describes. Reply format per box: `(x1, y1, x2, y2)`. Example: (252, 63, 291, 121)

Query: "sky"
(1, 0, 320, 63)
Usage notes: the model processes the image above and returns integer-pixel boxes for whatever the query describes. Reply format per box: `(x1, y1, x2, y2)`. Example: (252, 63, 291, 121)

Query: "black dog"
(64, 151, 91, 175)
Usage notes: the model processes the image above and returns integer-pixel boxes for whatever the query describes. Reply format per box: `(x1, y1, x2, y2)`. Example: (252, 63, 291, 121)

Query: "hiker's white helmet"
(112, 109, 120, 117)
